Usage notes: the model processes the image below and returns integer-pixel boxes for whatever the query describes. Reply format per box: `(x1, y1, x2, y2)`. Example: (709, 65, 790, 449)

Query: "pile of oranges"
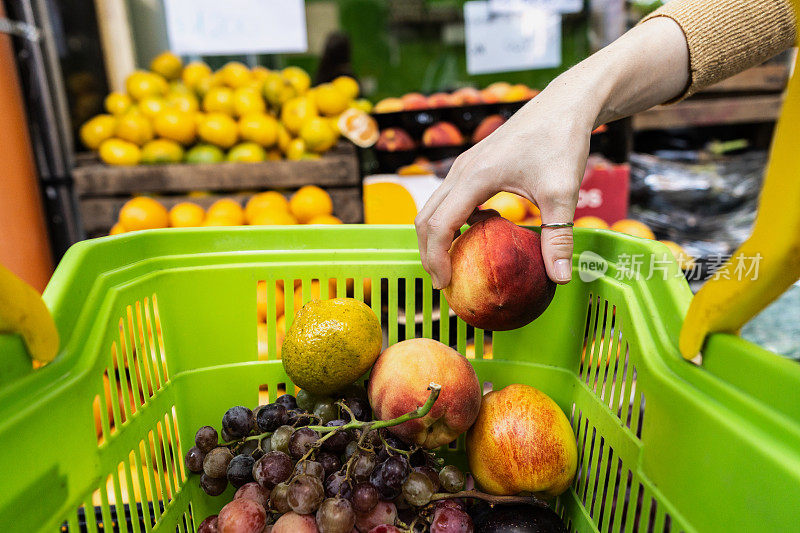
(80, 52, 373, 165)
(110, 185, 340, 234)
(480, 192, 694, 270)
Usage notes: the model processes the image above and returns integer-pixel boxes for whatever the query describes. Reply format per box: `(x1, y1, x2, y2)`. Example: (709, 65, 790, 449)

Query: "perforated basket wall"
(0, 226, 798, 532)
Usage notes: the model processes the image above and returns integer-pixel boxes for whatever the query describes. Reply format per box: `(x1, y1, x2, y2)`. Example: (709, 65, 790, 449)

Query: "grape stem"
(430, 489, 549, 508)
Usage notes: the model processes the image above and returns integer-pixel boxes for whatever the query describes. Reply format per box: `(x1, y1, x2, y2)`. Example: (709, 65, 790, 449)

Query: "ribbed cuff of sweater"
(640, 0, 796, 102)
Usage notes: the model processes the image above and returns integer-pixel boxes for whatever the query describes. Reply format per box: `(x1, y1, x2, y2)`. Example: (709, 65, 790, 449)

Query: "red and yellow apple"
(444, 214, 555, 331)
(427, 92, 455, 108)
(375, 128, 416, 152)
(401, 92, 429, 111)
(421, 122, 464, 147)
(452, 87, 484, 105)
(472, 114, 506, 143)
(466, 383, 577, 497)
(367, 338, 481, 449)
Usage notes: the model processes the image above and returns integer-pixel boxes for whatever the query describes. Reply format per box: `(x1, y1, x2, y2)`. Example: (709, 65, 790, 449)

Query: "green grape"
(296, 389, 319, 412)
(439, 464, 466, 493)
(402, 471, 435, 507)
(270, 425, 294, 454)
(313, 400, 337, 425)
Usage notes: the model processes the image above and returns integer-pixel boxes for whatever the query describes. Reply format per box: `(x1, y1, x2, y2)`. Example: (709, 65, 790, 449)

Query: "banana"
(679, 54, 800, 359)
(0, 262, 59, 363)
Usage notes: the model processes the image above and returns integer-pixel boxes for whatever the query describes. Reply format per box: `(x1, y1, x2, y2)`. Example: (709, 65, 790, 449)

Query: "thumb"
(538, 202, 575, 284)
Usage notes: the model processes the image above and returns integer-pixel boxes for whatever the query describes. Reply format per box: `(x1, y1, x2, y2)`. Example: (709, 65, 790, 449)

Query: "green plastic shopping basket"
(0, 225, 798, 532)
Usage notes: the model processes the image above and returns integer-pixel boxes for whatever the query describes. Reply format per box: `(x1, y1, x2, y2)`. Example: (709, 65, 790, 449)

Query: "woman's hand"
(415, 17, 689, 290)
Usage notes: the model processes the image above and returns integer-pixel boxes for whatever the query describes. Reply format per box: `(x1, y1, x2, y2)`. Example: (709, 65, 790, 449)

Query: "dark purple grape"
(221, 427, 232, 443)
(275, 394, 298, 410)
(430, 506, 473, 533)
(203, 447, 233, 478)
(256, 403, 288, 432)
(233, 481, 269, 508)
(195, 426, 219, 453)
(408, 448, 427, 467)
(402, 471, 435, 507)
(316, 496, 356, 533)
(287, 410, 315, 426)
(377, 436, 407, 462)
(237, 438, 267, 460)
(336, 383, 368, 401)
(222, 406, 253, 440)
(185, 446, 205, 473)
(200, 473, 228, 496)
(287, 474, 325, 514)
(351, 451, 377, 481)
(252, 451, 293, 488)
(227, 453, 255, 487)
(289, 427, 319, 458)
(294, 460, 326, 480)
(197, 514, 218, 533)
(351, 482, 379, 513)
(370, 456, 409, 500)
(269, 481, 291, 513)
(439, 465, 465, 493)
(344, 397, 371, 422)
(414, 466, 441, 492)
(316, 451, 341, 477)
(324, 471, 353, 499)
(321, 420, 352, 453)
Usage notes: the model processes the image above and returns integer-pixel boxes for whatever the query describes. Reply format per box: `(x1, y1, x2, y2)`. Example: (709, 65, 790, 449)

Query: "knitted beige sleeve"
(641, 0, 796, 100)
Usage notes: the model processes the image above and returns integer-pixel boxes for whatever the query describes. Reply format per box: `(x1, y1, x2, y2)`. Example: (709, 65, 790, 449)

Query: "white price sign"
(489, 0, 583, 14)
(464, 1, 561, 75)
(164, 0, 308, 56)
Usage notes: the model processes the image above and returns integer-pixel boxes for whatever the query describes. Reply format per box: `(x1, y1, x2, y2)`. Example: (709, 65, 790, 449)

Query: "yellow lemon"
(182, 61, 212, 89)
(313, 83, 349, 116)
(169, 202, 206, 227)
(232, 87, 266, 117)
(251, 66, 272, 80)
(281, 66, 311, 94)
(104, 92, 132, 115)
(153, 109, 196, 145)
(238, 113, 279, 147)
(125, 70, 168, 100)
(250, 210, 297, 225)
(169, 81, 193, 95)
(350, 98, 373, 113)
(245, 191, 290, 223)
(99, 139, 141, 166)
(202, 86, 235, 114)
(221, 61, 252, 88)
(266, 148, 282, 161)
(80, 114, 117, 149)
(198, 113, 238, 148)
(227, 142, 267, 163)
(115, 113, 154, 146)
(285, 138, 306, 160)
(138, 96, 166, 119)
(281, 96, 317, 135)
(165, 92, 199, 113)
(299, 117, 337, 153)
(290, 185, 333, 223)
(140, 139, 184, 164)
(185, 143, 225, 164)
(149, 51, 182, 80)
(277, 123, 292, 152)
(332, 76, 359, 100)
(262, 72, 297, 109)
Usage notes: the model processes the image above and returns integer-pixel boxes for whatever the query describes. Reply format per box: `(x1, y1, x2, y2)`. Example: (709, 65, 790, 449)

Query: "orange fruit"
(332, 76, 359, 100)
(307, 214, 342, 224)
(198, 113, 238, 148)
(313, 83, 350, 116)
(115, 113, 154, 146)
(290, 185, 333, 223)
(660, 240, 695, 270)
(109, 222, 126, 235)
(168, 202, 205, 227)
(118, 197, 168, 231)
(292, 279, 339, 311)
(153, 109, 196, 144)
(80, 114, 117, 149)
(249, 210, 297, 225)
(150, 51, 182, 80)
(338, 108, 378, 147)
(99, 139, 141, 166)
(221, 61, 252, 89)
(257, 280, 285, 322)
(207, 198, 244, 225)
(202, 216, 238, 227)
(482, 192, 527, 223)
(238, 113, 279, 147)
(202, 86, 235, 114)
(610, 219, 655, 239)
(104, 92, 132, 115)
(232, 87, 266, 117)
(182, 61, 212, 89)
(574, 216, 610, 229)
(245, 191, 290, 223)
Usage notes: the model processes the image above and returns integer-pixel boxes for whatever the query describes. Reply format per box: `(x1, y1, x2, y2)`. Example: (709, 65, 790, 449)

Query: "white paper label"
(164, 0, 308, 56)
(489, 0, 583, 15)
(464, 1, 561, 75)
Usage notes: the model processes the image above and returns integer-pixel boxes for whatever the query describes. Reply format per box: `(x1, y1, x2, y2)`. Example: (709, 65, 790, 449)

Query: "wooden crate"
(73, 141, 362, 236)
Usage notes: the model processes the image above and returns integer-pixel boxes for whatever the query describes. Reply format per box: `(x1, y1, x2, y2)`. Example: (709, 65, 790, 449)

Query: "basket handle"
(678, 52, 800, 359)
(0, 262, 59, 364)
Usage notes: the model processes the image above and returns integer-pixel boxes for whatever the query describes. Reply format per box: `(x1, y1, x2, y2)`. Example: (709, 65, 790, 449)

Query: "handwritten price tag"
(164, 0, 307, 56)
(464, 1, 562, 75)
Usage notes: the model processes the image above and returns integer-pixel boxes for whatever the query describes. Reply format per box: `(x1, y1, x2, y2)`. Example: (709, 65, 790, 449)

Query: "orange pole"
(0, 4, 53, 293)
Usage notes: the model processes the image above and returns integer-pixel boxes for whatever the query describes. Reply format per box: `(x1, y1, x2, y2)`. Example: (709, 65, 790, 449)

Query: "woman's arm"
(415, 17, 689, 289)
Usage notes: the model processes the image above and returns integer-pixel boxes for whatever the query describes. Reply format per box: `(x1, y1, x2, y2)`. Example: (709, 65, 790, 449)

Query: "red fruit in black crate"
(376, 128, 415, 152)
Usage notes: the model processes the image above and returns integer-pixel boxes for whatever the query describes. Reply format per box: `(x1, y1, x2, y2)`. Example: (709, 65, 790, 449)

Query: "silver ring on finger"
(539, 222, 574, 229)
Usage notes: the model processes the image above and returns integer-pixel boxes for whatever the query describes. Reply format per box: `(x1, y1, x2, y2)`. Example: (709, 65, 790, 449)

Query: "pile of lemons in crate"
(110, 186, 341, 235)
(80, 52, 373, 165)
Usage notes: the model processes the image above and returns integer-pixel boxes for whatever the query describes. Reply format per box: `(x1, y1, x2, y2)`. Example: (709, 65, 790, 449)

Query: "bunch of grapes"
(187, 386, 477, 533)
